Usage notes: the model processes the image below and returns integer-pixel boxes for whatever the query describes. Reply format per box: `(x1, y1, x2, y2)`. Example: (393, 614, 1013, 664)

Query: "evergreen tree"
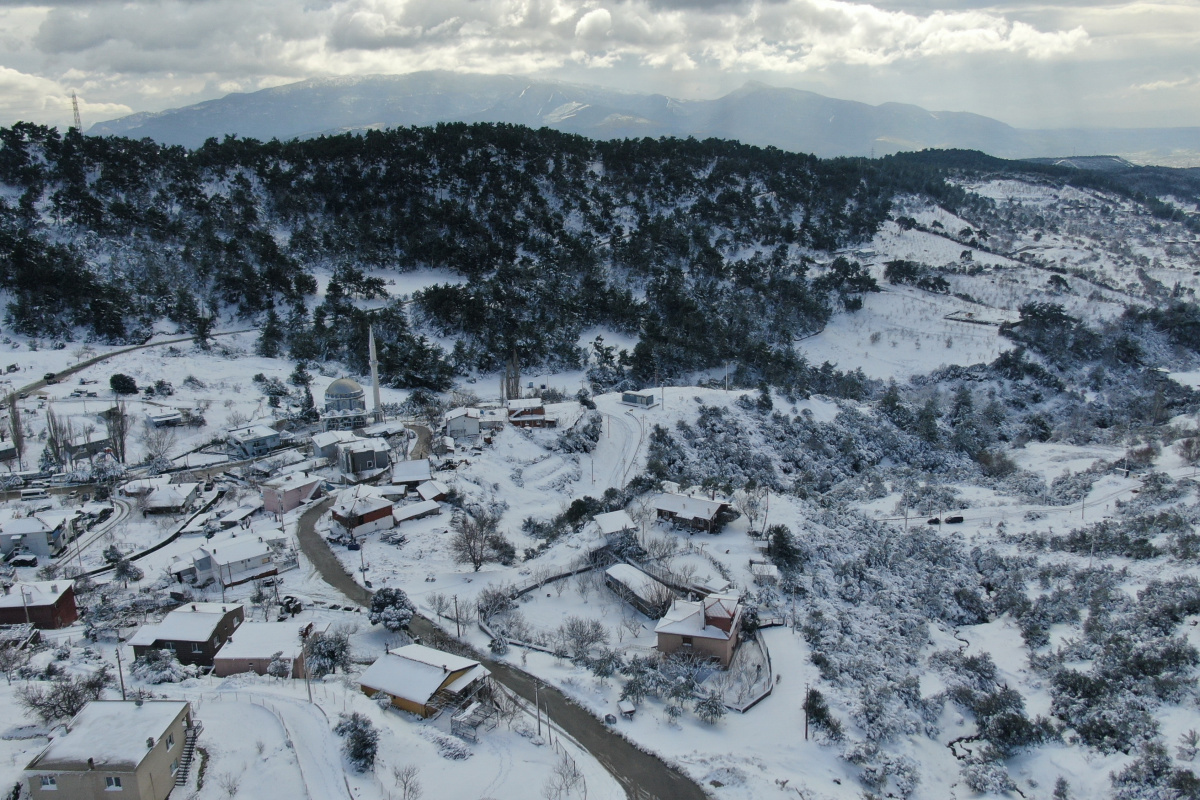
(256, 308, 284, 357)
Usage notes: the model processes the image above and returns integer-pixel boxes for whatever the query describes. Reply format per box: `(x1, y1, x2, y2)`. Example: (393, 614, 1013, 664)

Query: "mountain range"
(89, 71, 1200, 165)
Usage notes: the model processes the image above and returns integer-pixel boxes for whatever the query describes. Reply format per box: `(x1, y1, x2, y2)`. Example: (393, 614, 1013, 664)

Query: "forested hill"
(0, 122, 1193, 391)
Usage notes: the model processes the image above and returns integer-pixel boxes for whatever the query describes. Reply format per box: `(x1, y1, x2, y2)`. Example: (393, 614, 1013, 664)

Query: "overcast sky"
(0, 0, 1196, 131)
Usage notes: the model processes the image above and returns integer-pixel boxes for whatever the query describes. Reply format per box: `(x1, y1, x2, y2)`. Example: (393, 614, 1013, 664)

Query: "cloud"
(1, 0, 1194, 129)
(0, 64, 130, 124)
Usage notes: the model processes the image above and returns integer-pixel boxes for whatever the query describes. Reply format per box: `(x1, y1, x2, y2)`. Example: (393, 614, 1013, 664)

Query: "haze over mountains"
(89, 71, 1200, 166)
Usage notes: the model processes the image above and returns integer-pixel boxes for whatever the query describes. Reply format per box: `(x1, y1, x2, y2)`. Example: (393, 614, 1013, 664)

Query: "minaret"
(368, 325, 383, 423)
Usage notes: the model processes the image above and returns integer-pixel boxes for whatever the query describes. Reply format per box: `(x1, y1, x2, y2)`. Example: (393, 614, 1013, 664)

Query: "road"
(293, 498, 708, 800)
(11, 329, 255, 398)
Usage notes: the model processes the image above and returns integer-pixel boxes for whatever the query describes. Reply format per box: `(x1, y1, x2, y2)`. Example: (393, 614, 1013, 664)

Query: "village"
(0, 331, 810, 800)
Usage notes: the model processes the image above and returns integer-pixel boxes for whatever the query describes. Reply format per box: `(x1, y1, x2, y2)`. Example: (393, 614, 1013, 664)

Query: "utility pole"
(71, 92, 82, 132)
(453, 595, 460, 638)
(115, 644, 127, 701)
(804, 685, 810, 740)
(535, 681, 541, 736)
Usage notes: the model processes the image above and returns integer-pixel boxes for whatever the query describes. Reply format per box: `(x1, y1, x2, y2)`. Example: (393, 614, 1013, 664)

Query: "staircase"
(174, 720, 203, 786)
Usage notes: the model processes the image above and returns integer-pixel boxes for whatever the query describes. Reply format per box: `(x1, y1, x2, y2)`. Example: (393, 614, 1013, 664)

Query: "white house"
(593, 510, 636, 539)
(0, 516, 73, 559)
(144, 483, 200, 514)
(227, 425, 281, 458)
(445, 407, 480, 439)
(310, 430, 359, 461)
(391, 459, 432, 487)
(170, 537, 276, 588)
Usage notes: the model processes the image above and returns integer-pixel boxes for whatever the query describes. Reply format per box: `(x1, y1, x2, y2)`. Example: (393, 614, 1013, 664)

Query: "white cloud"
(0, 64, 130, 125)
(0, 0, 1195, 128)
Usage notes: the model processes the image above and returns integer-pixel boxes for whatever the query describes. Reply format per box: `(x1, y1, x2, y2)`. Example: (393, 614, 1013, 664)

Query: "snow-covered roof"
(751, 563, 781, 579)
(129, 603, 242, 646)
(654, 492, 725, 521)
(593, 510, 635, 536)
(445, 406, 480, 421)
(0, 517, 51, 535)
(228, 424, 279, 443)
(146, 483, 199, 508)
(340, 437, 388, 454)
(332, 487, 392, 518)
(394, 500, 441, 523)
(360, 645, 486, 706)
(506, 398, 544, 411)
(0, 581, 70, 610)
(416, 480, 449, 501)
(362, 422, 409, 437)
(263, 472, 321, 491)
(391, 459, 432, 484)
(654, 598, 736, 641)
(204, 538, 272, 566)
(605, 564, 669, 604)
(220, 502, 263, 524)
(120, 476, 170, 495)
(27, 701, 189, 771)
(214, 622, 319, 661)
(311, 430, 360, 449)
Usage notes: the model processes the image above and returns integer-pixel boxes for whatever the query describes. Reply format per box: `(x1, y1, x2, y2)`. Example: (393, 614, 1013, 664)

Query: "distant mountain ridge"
(89, 71, 1200, 165)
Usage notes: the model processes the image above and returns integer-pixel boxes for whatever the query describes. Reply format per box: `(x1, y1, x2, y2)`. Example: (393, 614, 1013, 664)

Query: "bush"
(109, 373, 138, 395)
(131, 649, 198, 684)
(368, 588, 416, 632)
(334, 713, 378, 772)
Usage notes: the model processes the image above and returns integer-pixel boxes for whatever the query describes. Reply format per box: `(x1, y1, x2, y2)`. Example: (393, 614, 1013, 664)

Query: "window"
(166, 733, 175, 749)
(170, 759, 179, 774)
(191, 643, 203, 653)
(163, 641, 175, 651)
(39, 775, 57, 789)
(105, 776, 123, 790)
(681, 636, 694, 646)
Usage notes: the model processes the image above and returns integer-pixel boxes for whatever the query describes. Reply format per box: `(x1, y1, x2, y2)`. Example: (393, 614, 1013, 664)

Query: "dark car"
(43, 372, 57, 384)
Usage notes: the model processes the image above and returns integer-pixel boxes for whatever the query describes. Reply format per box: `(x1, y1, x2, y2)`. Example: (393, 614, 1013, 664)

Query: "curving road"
(293, 498, 708, 800)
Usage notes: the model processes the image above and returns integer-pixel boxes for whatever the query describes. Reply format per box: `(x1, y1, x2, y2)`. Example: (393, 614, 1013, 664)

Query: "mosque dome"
(324, 378, 366, 412)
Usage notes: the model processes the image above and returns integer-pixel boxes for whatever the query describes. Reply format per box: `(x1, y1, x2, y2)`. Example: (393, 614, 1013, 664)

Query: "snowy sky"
(0, 0, 1197, 131)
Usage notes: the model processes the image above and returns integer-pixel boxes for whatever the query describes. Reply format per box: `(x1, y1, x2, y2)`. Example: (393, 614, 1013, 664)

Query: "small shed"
(604, 564, 674, 619)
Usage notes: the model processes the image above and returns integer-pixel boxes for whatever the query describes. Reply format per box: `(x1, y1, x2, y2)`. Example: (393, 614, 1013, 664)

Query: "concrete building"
(25, 700, 196, 800)
(360, 645, 490, 718)
(0, 515, 73, 559)
(310, 430, 359, 461)
(129, 603, 244, 668)
(620, 391, 657, 408)
(507, 398, 553, 428)
(654, 592, 743, 667)
(227, 424, 281, 458)
(330, 488, 394, 538)
(338, 437, 390, 475)
(143, 483, 199, 515)
(445, 407, 480, 439)
(261, 473, 322, 514)
(169, 538, 276, 588)
(0, 581, 78, 629)
(212, 622, 324, 678)
(391, 459, 432, 487)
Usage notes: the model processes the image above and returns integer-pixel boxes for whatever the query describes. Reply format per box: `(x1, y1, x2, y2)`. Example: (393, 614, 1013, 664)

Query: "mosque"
(320, 327, 385, 432)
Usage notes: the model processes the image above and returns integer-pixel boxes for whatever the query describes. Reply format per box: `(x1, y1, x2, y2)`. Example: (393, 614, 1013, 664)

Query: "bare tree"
(392, 764, 424, 800)
(449, 507, 503, 571)
(8, 393, 24, 469)
(44, 404, 74, 468)
(0, 645, 31, 684)
(104, 402, 129, 463)
(738, 484, 767, 535)
(140, 422, 177, 464)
